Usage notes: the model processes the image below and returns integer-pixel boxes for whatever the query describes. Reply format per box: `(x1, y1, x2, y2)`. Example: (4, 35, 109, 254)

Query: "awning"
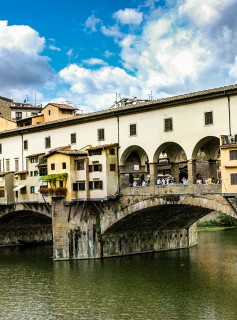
(13, 185, 26, 191)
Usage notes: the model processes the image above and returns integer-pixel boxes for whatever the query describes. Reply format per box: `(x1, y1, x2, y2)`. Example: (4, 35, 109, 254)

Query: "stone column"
(149, 163, 158, 186)
(187, 160, 196, 184)
(208, 160, 217, 179)
(170, 162, 180, 183)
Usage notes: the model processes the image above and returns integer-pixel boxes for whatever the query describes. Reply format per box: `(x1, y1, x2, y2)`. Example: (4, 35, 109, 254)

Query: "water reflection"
(0, 229, 236, 320)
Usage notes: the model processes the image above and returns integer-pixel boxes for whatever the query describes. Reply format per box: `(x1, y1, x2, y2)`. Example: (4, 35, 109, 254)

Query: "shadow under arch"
(192, 136, 220, 160)
(191, 136, 220, 182)
(0, 210, 52, 246)
(152, 142, 187, 183)
(120, 145, 149, 187)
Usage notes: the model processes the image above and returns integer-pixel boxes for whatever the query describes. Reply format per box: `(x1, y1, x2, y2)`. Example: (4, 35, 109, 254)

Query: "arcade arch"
(119, 145, 149, 187)
(190, 136, 220, 184)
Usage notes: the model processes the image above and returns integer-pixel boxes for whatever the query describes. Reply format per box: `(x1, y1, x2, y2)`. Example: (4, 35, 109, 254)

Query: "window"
(6, 159, 10, 171)
(109, 148, 115, 155)
(51, 163, 55, 170)
(0, 160, 2, 172)
(71, 133, 76, 144)
(77, 160, 84, 170)
(89, 164, 102, 172)
(48, 110, 51, 115)
(62, 162, 66, 169)
(45, 136, 51, 148)
(231, 173, 237, 185)
(34, 171, 38, 176)
(62, 109, 73, 114)
(15, 112, 22, 120)
(130, 124, 137, 136)
(23, 140, 28, 150)
(230, 150, 237, 160)
(30, 186, 35, 193)
(30, 157, 38, 163)
(20, 174, 26, 180)
(89, 180, 103, 190)
(20, 187, 27, 195)
(164, 118, 173, 132)
(205, 111, 213, 125)
(73, 181, 86, 191)
(88, 149, 102, 156)
(0, 189, 5, 197)
(39, 168, 47, 176)
(110, 164, 116, 171)
(14, 158, 19, 172)
(0, 143, 2, 154)
(97, 128, 105, 141)
(30, 171, 33, 177)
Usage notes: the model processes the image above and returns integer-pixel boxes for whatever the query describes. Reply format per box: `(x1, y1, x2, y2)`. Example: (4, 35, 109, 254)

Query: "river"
(0, 228, 236, 320)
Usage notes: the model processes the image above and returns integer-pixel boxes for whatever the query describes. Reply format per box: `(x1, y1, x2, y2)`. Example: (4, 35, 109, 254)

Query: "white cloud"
(0, 20, 55, 102)
(101, 25, 123, 38)
(84, 13, 101, 32)
(0, 20, 45, 54)
(82, 58, 108, 66)
(113, 8, 143, 25)
(58, 64, 140, 111)
(49, 45, 61, 52)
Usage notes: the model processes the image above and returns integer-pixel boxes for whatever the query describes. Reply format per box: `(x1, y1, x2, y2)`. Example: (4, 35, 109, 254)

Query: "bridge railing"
(121, 184, 222, 196)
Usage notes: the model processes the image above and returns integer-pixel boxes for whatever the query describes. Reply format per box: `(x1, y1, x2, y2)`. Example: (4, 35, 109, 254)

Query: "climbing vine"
(39, 173, 68, 188)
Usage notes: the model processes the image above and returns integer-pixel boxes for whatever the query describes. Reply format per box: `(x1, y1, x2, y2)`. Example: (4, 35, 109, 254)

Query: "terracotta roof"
(87, 143, 119, 150)
(15, 170, 28, 174)
(1, 83, 237, 137)
(0, 172, 14, 176)
(44, 149, 87, 158)
(45, 103, 78, 110)
(25, 152, 45, 158)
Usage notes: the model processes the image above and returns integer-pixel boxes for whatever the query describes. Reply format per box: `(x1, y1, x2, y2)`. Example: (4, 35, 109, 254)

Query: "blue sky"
(1, 0, 237, 112)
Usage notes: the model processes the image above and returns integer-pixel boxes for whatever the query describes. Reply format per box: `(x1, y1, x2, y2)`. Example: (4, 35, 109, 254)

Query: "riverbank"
(197, 226, 237, 232)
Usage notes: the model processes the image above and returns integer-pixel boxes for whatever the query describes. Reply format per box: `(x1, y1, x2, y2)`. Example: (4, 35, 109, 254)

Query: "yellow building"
(0, 117, 16, 132)
(220, 135, 237, 196)
(0, 172, 14, 204)
(39, 144, 119, 202)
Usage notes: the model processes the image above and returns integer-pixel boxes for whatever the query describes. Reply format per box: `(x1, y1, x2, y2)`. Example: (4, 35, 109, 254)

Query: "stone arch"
(119, 145, 149, 187)
(152, 142, 188, 183)
(0, 209, 52, 246)
(191, 136, 220, 183)
(102, 194, 235, 235)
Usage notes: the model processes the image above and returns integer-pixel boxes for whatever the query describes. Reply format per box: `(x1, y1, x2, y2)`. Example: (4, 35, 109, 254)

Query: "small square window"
(230, 173, 237, 185)
(164, 118, 173, 132)
(204, 112, 213, 125)
(62, 162, 66, 169)
(51, 163, 55, 170)
(110, 164, 116, 171)
(23, 140, 28, 150)
(130, 124, 137, 136)
(71, 133, 76, 144)
(30, 186, 35, 193)
(229, 150, 237, 160)
(98, 129, 105, 141)
(45, 136, 51, 148)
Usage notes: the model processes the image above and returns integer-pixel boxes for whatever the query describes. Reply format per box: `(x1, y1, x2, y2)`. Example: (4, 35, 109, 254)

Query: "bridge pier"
(52, 197, 198, 260)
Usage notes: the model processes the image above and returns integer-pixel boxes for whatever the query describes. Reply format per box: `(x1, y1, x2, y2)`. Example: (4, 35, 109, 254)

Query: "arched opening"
(0, 210, 52, 246)
(192, 136, 220, 184)
(120, 145, 149, 187)
(153, 142, 187, 183)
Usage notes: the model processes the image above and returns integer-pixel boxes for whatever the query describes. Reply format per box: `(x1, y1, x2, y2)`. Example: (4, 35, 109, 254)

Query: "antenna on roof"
(148, 91, 153, 101)
(24, 95, 28, 103)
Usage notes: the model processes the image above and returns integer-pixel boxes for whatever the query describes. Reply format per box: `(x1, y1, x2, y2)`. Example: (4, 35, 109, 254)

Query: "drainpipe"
(20, 132, 24, 170)
(228, 96, 232, 136)
(116, 115, 121, 194)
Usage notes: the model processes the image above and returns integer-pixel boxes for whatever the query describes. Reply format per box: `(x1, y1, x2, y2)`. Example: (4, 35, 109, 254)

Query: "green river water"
(0, 228, 236, 320)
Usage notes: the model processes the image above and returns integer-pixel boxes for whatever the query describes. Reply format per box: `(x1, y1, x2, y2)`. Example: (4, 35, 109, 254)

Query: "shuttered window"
(230, 150, 237, 160)
(230, 173, 237, 185)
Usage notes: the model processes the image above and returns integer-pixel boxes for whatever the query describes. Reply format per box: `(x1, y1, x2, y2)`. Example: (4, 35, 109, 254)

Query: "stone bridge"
(0, 201, 52, 246)
(52, 184, 237, 261)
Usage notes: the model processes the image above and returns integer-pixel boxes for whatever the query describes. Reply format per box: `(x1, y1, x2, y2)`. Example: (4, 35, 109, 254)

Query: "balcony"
(39, 187, 67, 197)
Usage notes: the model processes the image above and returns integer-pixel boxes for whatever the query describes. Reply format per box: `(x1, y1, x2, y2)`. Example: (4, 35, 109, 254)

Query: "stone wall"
(0, 98, 12, 120)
